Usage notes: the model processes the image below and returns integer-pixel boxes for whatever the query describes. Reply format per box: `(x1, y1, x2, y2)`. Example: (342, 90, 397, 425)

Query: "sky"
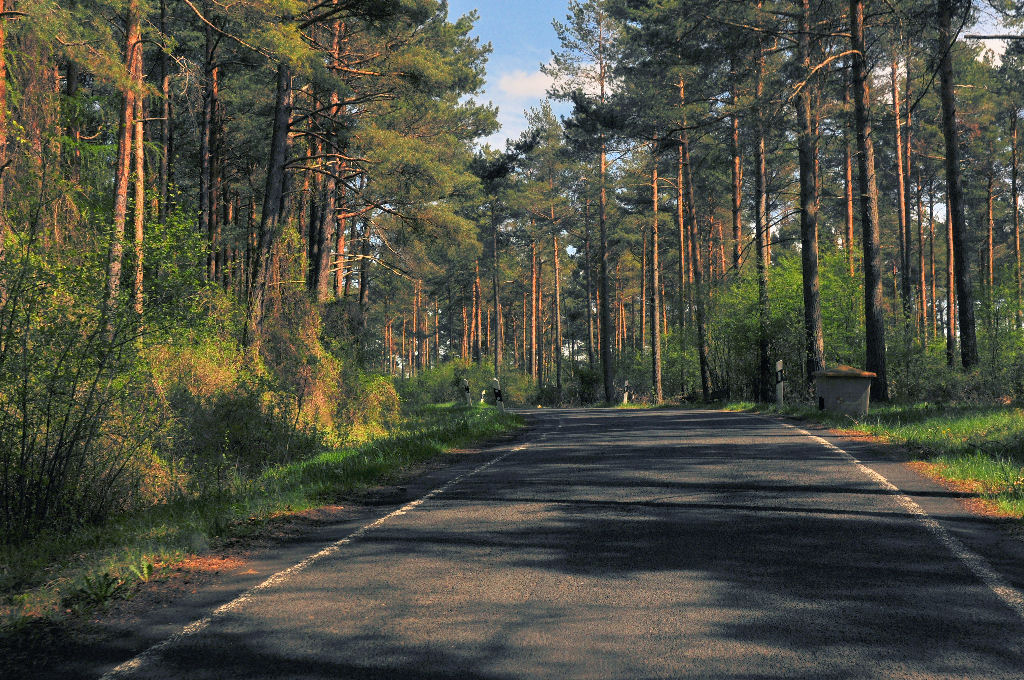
(446, 0, 570, 148)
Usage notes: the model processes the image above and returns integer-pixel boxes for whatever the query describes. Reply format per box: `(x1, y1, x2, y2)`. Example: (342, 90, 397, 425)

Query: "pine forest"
(3, 0, 1024, 553)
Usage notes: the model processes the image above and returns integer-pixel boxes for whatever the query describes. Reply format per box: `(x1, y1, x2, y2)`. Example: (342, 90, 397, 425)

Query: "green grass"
(722, 400, 1024, 517)
(0, 404, 522, 626)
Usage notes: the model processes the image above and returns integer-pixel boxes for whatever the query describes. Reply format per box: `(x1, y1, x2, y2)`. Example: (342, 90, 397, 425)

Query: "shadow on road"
(103, 409, 1024, 678)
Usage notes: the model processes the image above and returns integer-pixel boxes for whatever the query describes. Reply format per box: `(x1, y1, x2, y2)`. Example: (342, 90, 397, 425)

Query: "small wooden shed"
(812, 365, 877, 417)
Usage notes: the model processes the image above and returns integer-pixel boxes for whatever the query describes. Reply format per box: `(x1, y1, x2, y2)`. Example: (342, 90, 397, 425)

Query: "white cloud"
(478, 109, 529, 150)
(496, 69, 554, 101)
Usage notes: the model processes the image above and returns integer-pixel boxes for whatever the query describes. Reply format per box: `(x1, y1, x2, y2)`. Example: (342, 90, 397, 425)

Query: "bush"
(396, 361, 533, 407)
(0, 244, 159, 542)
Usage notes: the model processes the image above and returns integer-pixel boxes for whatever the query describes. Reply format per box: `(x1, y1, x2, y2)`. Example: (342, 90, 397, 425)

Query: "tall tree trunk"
(435, 298, 441, 367)
(661, 274, 668, 340)
(211, 68, 223, 283)
(131, 96, 145, 318)
(314, 166, 337, 302)
(583, 195, 595, 366)
(917, 179, 926, 339)
(201, 4, 217, 283)
(476, 261, 484, 364)
(358, 220, 371, 311)
(903, 50, 915, 313)
(413, 283, 420, 373)
(938, 0, 978, 368)
(892, 55, 911, 319)
(1013, 114, 1021, 329)
(986, 172, 995, 291)
(416, 281, 423, 373)
(599, 138, 614, 401)
(596, 19, 614, 402)
(343, 217, 356, 296)
(676, 142, 687, 396)
(716, 216, 726, 278)
(305, 136, 322, 291)
(157, 0, 172, 225)
(946, 194, 957, 367)
(650, 152, 663, 403)
(530, 242, 538, 379)
(681, 79, 711, 400)
(334, 190, 347, 300)
(537, 254, 544, 385)
(492, 206, 500, 376)
(929, 181, 937, 339)
(641, 227, 647, 351)
(985, 172, 995, 345)
(844, 62, 855, 276)
(522, 292, 528, 372)
(554, 234, 563, 392)
(755, 46, 772, 402)
(0, 0, 7, 222)
(315, 72, 341, 303)
(850, 0, 888, 400)
(401, 317, 408, 378)
(246, 63, 291, 348)
(461, 304, 468, 361)
(796, 0, 824, 383)
(103, 0, 142, 329)
(730, 63, 743, 271)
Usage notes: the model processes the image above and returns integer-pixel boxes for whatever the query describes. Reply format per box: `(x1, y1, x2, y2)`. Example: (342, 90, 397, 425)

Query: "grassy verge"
(722, 400, 1024, 517)
(0, 404, 522, 628)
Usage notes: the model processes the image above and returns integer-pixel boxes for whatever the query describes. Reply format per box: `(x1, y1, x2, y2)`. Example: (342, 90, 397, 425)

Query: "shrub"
(396, 361, 533, 407)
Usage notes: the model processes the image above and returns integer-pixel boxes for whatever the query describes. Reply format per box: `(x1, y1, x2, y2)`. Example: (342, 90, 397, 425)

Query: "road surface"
(102, 408, 1024, 679)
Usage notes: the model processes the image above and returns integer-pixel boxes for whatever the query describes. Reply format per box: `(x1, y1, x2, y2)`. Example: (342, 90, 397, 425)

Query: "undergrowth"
(0, 404, 521, 628)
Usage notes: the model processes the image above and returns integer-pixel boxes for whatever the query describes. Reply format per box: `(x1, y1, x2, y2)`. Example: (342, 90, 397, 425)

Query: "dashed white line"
(775, 418, 1024, 621)
(100, 436, 533, 679)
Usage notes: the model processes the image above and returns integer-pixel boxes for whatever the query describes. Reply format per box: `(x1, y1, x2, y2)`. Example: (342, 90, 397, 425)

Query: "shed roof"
(812, 364, 877, 379)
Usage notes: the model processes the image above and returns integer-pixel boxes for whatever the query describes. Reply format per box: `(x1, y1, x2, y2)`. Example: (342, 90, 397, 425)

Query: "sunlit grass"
(724, 400, 1024, 517)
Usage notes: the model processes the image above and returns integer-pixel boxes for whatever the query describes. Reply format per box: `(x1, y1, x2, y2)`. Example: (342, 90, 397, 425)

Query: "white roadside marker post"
(775, 360, 785, 406)
(463, 378, 473, 407)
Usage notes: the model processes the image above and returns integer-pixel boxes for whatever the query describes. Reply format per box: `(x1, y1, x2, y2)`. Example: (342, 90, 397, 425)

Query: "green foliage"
(127, 556, 154, 584)
(0, 236, 154, 542)
(263, 404, 521, 500)
(396, 361, 533, 407)
(59, 572, 126, 613)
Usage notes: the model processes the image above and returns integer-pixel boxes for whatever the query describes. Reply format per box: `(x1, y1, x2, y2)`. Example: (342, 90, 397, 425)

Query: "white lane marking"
(773, 418, 1024, 621)
(100, 437, 533, 679)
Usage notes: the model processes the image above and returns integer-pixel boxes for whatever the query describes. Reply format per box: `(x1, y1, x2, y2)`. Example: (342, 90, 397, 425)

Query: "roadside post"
(775, 360, 785, 406)
(492, 378, 504, 412)
(462, 378, 473, 407)
(622, 380, 630, 405)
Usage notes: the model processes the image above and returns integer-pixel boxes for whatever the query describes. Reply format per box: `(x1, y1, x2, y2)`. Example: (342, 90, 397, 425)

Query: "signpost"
(775, 360, 785, 406)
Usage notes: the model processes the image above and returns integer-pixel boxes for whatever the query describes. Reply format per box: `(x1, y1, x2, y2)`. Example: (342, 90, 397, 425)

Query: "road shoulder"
(2, 427, 531, 680)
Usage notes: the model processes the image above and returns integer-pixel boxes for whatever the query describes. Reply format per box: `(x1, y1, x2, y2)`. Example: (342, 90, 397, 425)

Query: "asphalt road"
(103, 408, 1024, 679)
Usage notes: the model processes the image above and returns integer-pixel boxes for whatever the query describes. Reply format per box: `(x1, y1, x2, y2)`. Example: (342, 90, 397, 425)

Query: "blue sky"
(446, 0, 570, 148)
